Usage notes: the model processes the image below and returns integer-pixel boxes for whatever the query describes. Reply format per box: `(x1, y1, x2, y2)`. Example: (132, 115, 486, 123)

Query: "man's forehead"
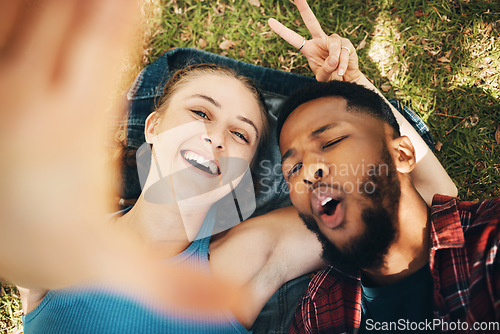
(294, 96, 347, 117)
(279, 96, 389, 150)
(281, 96, 349, 135)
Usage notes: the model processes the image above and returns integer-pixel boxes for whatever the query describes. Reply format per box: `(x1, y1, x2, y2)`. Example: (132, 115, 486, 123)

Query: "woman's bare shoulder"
(17, 286, 49, 314)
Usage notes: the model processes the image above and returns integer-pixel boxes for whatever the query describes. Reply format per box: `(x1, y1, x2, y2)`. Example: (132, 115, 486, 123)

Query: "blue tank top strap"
(111, 206, 216, 268)
(166, 207, 216, 267)
(195, 206, 216, 250)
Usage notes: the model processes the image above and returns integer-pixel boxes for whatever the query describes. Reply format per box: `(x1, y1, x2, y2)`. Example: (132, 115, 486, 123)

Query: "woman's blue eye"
(233, 131, 249, 143)
(288, 163, 303, 178)
(192, 110, 209, 119)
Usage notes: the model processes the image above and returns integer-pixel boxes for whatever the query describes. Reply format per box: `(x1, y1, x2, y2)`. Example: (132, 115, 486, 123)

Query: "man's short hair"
(276, 81, 401, 141)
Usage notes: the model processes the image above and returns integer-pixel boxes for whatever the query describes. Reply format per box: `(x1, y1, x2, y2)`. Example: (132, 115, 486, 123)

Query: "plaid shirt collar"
(430, 195, 464, 250)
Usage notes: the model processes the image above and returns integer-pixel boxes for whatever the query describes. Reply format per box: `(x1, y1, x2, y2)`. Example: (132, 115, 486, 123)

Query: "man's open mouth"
(181, 150, 220, 176)
(311, 185, 345, 229)
(320, 197, 340, 216)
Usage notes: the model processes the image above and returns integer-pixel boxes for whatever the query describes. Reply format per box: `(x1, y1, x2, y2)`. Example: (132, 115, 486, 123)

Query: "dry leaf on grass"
(248, 0, 261, 7)
(470, 114, 479, 126)
(464, 114, 479, 128)
(180, 31, 191, 41)
(198, 38, 207, 49)
(219, 40, 236, 50)
(437, 56, 451, 63)
(173, 2, 182, 14)
(357, 33, 368, 51)
(495, 128, 500, 145)
(435, 141, 443, 152)
(357, 39, 366, 50)
(387, 64, 398, 81)
(381, 83, 392, 92)
(215, 3, 226, 14)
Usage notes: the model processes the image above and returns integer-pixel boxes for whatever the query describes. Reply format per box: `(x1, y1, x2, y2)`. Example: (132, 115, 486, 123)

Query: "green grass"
(2, 0, 499, 331)
(0, 284, 22, 333)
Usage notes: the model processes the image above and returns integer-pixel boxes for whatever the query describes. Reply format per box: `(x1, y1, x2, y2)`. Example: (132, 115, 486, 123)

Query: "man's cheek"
(289, 180, 308, 196)
(289, 187, 309, 213)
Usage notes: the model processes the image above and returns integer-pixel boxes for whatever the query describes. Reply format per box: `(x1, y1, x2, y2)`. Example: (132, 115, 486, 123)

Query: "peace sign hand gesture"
(268, 0, 362, 83)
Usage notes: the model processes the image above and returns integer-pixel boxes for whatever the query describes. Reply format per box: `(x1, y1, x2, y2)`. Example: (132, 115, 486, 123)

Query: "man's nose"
(302, 161, 330, 185)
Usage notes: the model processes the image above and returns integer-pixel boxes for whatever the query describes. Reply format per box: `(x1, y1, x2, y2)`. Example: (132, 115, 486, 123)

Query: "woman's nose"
(202, 133, 224, 151)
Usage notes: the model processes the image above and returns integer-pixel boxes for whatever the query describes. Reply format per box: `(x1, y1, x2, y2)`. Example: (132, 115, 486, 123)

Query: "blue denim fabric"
(124, 47, 434, 334)
(251, 274, 312, 334)
(387, 99, 434, 148)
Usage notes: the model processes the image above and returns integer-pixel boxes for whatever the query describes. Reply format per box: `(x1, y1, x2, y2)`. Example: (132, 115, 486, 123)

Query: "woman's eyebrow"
(189, 94, 221, 108)
(188, 94, 259, 139)
(238, 115, 259, 139)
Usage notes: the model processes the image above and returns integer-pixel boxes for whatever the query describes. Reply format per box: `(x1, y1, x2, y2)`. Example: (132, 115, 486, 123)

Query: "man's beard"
(299, 145, 401, 273)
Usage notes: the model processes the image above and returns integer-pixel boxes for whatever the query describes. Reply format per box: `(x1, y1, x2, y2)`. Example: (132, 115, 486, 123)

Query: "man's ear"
(144, 112, 159, 144)
(388, 136, 416, 174)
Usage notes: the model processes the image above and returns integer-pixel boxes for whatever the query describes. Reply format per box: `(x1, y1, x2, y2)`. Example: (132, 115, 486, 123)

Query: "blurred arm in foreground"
(0, 0, 245, 317)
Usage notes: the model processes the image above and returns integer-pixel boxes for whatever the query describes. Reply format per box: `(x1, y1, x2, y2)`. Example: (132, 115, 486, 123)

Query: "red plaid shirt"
(289, 195, 500, 333)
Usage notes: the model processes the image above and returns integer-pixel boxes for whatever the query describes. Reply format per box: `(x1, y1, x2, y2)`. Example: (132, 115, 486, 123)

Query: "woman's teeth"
(182, 151, 219, 175)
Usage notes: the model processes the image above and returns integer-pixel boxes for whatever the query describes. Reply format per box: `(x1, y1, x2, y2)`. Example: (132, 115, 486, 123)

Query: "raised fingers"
(337, 38, 355, 76)
(315, 35, 358, 82)
(326, 34, 342, 72)
(268, 18, 305, 50)
(314, 34, 343, 82)
(294, 0, 325, 39)
(324, 35, 357, 78)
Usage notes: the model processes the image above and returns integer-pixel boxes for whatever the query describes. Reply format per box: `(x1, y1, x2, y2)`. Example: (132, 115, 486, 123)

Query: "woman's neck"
(114, 193, 211, 259)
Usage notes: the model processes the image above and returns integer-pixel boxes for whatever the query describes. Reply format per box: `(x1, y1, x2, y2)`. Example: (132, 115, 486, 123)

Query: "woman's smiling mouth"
(181, 150, 220, 176)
